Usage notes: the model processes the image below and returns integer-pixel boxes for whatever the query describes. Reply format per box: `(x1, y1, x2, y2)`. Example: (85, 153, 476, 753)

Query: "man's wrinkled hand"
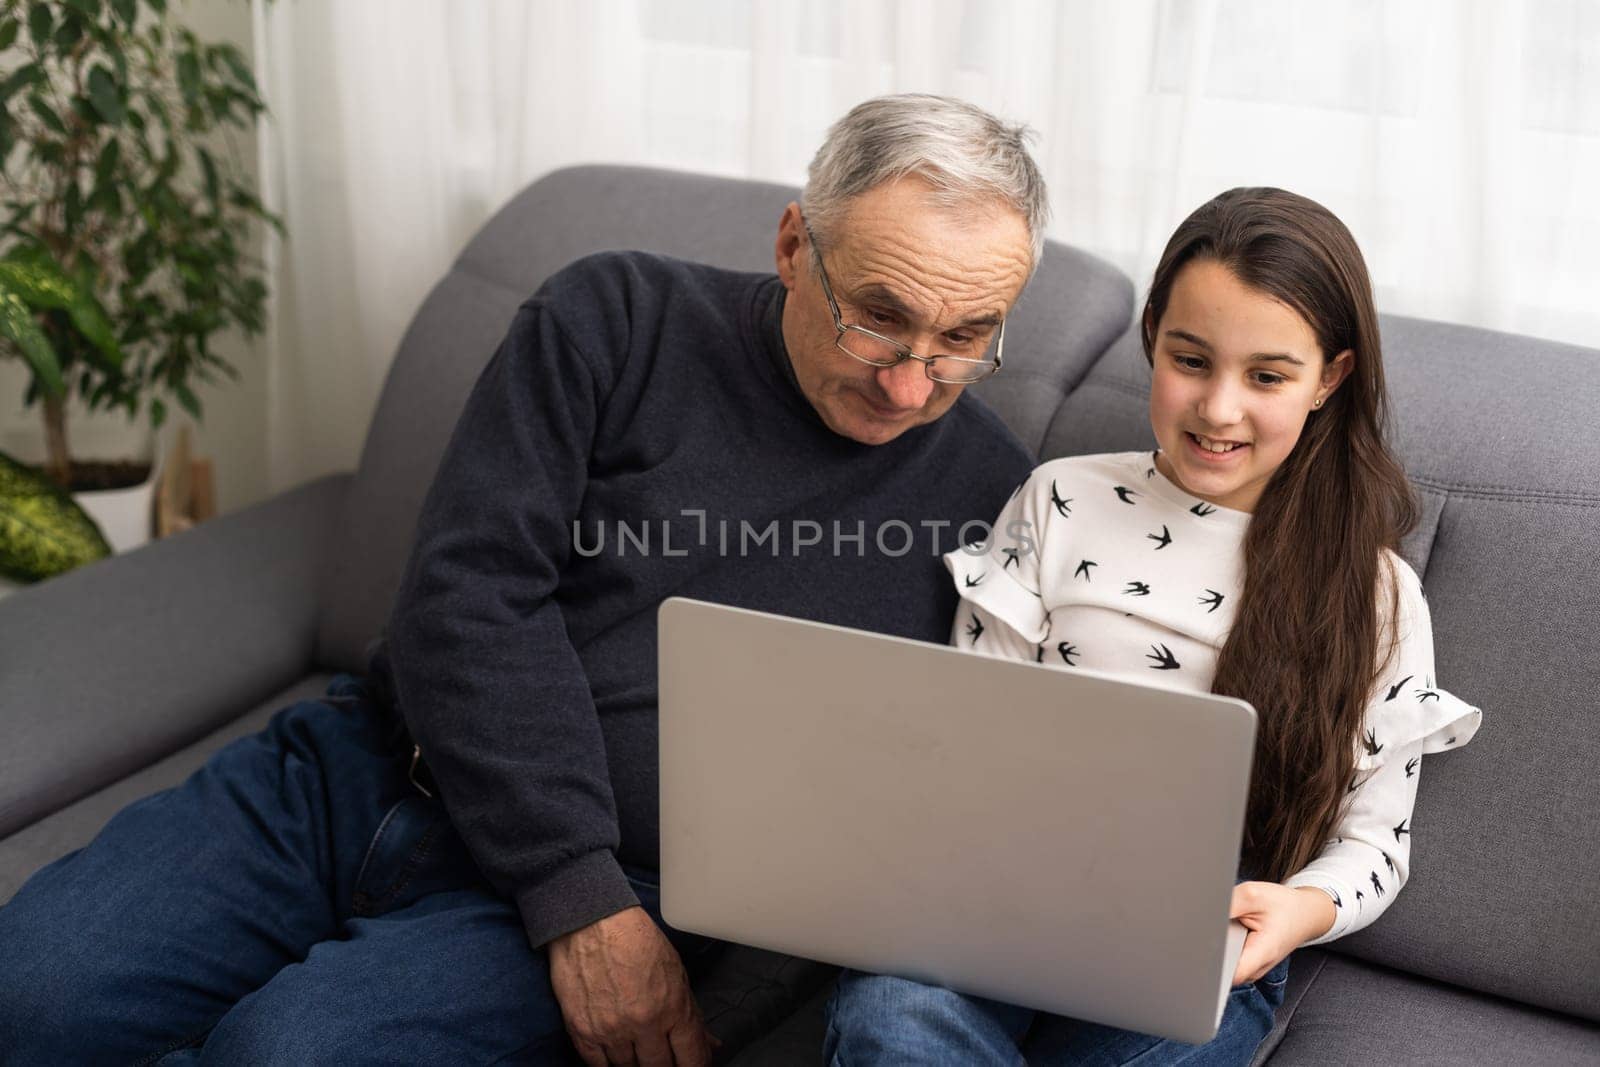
(548, 906, 714, 1067)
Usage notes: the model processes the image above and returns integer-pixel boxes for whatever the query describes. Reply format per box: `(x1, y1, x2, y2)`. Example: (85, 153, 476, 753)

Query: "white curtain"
(254, 0, 1600, 493)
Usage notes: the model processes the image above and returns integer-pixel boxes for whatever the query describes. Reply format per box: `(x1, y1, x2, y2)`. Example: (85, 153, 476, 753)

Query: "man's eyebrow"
(852, 283, 1003, 329)
(1164, 329, 1305, 366)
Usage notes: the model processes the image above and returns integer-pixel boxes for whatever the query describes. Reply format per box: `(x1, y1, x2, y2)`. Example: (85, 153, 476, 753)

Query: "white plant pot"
(73, 463, 159, 555)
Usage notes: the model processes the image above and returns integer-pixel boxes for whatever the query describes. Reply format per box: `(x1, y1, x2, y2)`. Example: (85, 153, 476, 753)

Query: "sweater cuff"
(516, 849, 640, 949)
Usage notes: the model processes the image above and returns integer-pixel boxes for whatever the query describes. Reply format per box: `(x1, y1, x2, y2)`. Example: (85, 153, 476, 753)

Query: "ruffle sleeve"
(1355, 555, 1483, 771)
(941, 470, 1059, 646)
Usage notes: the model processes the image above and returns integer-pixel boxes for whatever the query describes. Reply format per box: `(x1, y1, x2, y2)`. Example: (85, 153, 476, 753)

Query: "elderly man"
(0, 95, 1045, 1064)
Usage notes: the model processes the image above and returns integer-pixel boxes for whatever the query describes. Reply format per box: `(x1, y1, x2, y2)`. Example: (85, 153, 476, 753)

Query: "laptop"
(656, 597, 1258, 1046)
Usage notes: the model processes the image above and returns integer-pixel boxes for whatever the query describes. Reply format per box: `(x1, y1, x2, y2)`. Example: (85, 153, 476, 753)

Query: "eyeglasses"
(804, 222, 1005, 385)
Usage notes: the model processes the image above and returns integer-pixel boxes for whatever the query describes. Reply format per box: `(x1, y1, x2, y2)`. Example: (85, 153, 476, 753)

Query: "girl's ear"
(1319, 348, 1355, 402)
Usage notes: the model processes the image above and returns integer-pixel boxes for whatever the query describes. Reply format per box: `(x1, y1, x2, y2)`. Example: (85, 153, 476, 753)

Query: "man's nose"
(875, 359, 937, 411)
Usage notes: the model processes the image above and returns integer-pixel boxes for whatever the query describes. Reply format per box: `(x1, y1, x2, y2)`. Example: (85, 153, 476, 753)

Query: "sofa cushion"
(1265, 951, 1600, 1065)
(0, 476, 346, 839)
(316, 164, 1135, 672)
(0, 673, 335, 904)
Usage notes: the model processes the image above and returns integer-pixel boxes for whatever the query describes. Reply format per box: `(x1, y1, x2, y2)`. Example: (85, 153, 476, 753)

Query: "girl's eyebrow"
(1164, 328, 1306, 366)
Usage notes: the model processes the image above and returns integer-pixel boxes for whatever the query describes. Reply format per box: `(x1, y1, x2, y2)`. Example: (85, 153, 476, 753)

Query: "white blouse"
(944, 450, 1482, 944)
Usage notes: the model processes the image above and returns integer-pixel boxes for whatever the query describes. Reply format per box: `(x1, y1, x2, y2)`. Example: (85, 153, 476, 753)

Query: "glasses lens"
(837, 326, 1001, 382)
(928, 358, 998, 384)
(837, 328, 905, 367)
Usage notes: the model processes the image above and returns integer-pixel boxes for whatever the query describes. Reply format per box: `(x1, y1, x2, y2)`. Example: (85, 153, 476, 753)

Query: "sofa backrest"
(315, 164, 1134, 670)
(316, 164, 1598, 1024)
(1045, 317, 1600, 1022)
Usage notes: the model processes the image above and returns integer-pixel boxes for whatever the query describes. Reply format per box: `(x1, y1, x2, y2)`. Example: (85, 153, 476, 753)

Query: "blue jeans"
(824, 950, 1289, 1066)
(0, 676, 711, 1065)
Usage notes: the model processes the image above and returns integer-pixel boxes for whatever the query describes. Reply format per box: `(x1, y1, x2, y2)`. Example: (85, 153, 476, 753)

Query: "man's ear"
(774, 202, 806, 289)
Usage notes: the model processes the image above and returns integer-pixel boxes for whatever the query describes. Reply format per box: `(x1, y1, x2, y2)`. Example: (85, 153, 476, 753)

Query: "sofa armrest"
(0, 473, 351, 838)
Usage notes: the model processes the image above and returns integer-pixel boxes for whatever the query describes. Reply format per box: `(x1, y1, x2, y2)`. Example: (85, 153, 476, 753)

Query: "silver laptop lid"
(658, 597, 1257, 1045)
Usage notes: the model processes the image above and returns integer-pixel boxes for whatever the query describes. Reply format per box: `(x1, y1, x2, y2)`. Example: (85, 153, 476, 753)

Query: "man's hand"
(1228, 881, 1337, 987)
(548, 906, 715, 1067)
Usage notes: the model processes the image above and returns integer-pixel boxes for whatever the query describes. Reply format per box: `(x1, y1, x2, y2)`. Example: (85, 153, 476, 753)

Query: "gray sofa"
(2, 165, 1596, 1065)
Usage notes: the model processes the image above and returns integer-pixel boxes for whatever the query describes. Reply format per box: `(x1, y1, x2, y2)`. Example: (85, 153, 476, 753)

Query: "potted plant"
(0, 0, 279, 561)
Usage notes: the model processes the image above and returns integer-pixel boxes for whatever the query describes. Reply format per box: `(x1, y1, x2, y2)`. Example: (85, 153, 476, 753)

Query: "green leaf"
(52, 11, 83, 51)
(0, 282, 66, 396)
(0, 449, 113, 582)
(86, 65, 124, 125)
(93, 136, 120, 185)
(63, 180, 83, 228)
(176, 50, 200, 105)
(111, 0, 136, 25)
(64, 0, 102, 17)
(149, 395, 165, 429)
(216, 44, 257, 93)
(27, 93, 66, 135)
(174, 381, 199, 419)
(69, 96, 98, 126)
(197, 145, 219, 209)
(1, 64, 40, 106)
(26, 3, 51, 48)
(0, 18, 19, 51)
(0, 255, 122, 368)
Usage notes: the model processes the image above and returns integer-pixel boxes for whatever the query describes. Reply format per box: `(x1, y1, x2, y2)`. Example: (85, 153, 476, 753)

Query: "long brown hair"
(1141, 188, 1419, 882)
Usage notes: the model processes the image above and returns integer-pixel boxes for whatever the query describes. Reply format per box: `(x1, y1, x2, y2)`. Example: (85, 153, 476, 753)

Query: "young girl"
(823, 187, 1482, 1065)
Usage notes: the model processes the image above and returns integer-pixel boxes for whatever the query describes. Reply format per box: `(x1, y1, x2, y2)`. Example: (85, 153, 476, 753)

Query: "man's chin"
(835, 412, 919, 446)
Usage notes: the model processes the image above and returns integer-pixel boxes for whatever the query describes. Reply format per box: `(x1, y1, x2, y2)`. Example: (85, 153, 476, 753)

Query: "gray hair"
(801, 94, 1050, 269)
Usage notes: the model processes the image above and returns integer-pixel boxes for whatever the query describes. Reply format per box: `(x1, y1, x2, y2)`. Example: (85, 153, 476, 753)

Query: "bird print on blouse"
(1051, 480, 1073, 518)
(1363, 729, 1384, 758)
(1191, 502, 1217, 517)
(1074, 559, 1096, 581)
(1147, 525, 1173, 550)
(1199, 589, 1224, 613)
(965, 614, 984, 645)
(1114, 486, 1138, 505)
(1057, 642, 1080, 667)
(1146, 644, 1180, 670)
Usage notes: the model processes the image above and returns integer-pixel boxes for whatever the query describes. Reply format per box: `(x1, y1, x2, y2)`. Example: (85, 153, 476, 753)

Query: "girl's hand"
(1228, 881, 1337, 986)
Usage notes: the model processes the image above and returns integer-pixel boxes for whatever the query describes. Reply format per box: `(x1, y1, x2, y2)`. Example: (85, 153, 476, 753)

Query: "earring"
(1314, 398, 1324, 408)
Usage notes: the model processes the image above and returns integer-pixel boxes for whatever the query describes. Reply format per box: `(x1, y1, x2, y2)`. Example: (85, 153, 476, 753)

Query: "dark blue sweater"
(382, 251, 1032, 947)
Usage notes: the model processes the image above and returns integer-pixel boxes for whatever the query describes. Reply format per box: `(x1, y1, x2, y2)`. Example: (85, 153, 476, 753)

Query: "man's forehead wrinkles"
(841, 248, 1027, 325)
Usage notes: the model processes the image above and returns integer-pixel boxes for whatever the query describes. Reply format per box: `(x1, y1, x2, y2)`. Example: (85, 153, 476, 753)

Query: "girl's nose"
(1197, 380, 1244, 428)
